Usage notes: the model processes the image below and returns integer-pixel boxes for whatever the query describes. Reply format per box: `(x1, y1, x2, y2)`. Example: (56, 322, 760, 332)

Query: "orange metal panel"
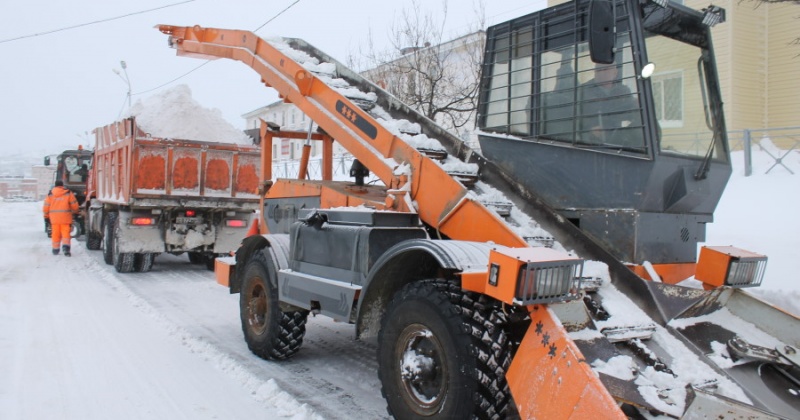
(214, 257, 234, 287)
(507, 306, 624, 419)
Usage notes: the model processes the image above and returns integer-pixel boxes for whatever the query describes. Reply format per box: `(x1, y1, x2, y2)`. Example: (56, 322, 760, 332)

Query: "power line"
(132, 61, 211, 96)
(0, 0, 195, 45)
(254, 0, 300, 33)
(132, 0, 301, 97)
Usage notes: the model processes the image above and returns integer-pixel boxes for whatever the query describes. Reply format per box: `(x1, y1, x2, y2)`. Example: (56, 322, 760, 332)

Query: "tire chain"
(270, 306, 308, 360)
(429, 279, 514, 420)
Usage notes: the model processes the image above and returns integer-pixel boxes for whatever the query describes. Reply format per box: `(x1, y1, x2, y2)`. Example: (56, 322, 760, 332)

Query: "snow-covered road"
(1, 147, 797, 419)
(0, 201, 388, 419)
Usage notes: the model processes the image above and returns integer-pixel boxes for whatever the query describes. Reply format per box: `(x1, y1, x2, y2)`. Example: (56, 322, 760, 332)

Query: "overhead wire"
(132, 0, 301, 97)
(0, 0, 195, 44)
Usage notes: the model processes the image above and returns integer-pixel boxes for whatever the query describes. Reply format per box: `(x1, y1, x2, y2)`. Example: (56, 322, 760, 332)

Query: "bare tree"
(353, 0, 486, 140)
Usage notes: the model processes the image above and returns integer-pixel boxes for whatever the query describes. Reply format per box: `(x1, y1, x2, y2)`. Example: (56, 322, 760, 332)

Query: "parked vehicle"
(43, 147, 93, 237)
(83, 117, 261, 272)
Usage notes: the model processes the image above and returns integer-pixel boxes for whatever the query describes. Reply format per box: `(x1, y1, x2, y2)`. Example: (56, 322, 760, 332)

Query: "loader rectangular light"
(467, 247, 585, 306)
(726, 258, 767, 287)
(696, 246, 767, 288)
(517, 260, 583, 305)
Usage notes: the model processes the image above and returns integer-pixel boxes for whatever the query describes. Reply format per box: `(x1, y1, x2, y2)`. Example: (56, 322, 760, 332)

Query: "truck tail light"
(226, 219, 247, 228)
(131, 217, 156, 226)
(185, 210, 196, 217)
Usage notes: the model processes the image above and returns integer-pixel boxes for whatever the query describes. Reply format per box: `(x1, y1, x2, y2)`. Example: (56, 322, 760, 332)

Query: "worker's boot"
(52, 248, 59, 255)
(62, 245, 71, 257)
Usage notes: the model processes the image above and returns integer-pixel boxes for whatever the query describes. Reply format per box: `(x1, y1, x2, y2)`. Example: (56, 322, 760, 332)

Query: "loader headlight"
(517, 260, 583, 304)
(696, 246, 767, 288)
(468, 247, 585, 306)
(726, 258, 767, 287)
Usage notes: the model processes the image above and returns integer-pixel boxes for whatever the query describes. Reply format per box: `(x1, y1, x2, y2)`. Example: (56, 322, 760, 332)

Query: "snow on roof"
(126, 84, 251, 144)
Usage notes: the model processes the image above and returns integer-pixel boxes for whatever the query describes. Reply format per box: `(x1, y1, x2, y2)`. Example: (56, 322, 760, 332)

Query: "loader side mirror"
(589, 0, 616, 64)
(44, 156, 51, 166)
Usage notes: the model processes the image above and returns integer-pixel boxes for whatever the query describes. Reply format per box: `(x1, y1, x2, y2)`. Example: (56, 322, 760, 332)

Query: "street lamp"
(113, 60, 132, 108)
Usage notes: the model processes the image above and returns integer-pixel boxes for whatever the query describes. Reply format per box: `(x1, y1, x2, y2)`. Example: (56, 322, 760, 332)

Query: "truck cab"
(44, 147, 94, 236)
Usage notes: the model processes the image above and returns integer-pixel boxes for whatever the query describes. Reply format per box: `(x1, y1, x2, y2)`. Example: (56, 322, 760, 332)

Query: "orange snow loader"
(159, 0, 799, 418)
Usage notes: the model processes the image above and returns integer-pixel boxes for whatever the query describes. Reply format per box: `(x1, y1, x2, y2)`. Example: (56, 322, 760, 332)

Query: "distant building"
(31, 165, 56, 200)
(0, 176, 38, 200)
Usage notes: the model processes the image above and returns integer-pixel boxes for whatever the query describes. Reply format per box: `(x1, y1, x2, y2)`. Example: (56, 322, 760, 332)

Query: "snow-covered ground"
(0, 146, 797, 419)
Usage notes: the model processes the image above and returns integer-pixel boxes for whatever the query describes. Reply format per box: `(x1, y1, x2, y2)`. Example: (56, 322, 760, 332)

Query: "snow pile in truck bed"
(127, 84, 251, 144)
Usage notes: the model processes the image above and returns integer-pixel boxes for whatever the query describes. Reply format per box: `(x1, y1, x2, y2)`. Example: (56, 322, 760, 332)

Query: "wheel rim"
(395, 323, 448, 415)
(247, 279, 268, 335)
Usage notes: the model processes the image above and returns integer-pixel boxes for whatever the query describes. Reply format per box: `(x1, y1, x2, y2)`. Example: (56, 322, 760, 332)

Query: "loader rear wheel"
(240, 251, 308, 360)
(102, 212, 116, 265)
(378, 279, 513, 419)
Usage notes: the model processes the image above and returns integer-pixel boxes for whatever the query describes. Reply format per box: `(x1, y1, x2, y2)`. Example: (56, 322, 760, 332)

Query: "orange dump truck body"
(92, 118, 260, 206)
(83, 117, 262, 268)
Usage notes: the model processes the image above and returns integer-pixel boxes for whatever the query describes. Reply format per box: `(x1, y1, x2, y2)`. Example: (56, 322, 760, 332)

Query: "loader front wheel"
(240, 251, 308, 360)
(378, 279, 513, 419)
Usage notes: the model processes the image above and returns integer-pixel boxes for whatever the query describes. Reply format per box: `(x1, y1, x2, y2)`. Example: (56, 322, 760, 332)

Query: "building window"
(651, 72, 683, 128)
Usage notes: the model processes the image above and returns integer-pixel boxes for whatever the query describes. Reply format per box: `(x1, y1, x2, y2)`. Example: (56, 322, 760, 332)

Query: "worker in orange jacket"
(43, 180, 80, 256)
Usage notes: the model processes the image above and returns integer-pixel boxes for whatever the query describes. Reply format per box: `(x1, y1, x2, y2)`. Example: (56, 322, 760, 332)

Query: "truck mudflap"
(215, 255, 236, 287)
(507, 305, 625, 419)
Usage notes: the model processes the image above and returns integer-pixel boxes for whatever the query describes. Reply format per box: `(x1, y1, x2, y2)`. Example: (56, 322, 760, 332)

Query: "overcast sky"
(0, 0, 546, 157)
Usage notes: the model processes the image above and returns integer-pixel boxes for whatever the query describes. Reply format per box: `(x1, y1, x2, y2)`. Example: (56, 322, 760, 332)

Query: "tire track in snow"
(76, 253, 323, 420)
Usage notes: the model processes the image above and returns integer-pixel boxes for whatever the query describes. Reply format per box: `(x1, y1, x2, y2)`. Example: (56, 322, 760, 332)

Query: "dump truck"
(43, 146, 94, 237)
(83, 117, 261, 272)
(158, 0, 800, 418)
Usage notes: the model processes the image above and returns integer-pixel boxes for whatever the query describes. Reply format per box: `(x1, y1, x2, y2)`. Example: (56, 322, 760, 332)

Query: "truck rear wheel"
(134, 253, 156, 273)
(378, 279, 513, 419)
(102, 212, 116, 265)
(112, 215, 135, 273)
(240, 251, 308, 360)
(86, 231, 102, 250)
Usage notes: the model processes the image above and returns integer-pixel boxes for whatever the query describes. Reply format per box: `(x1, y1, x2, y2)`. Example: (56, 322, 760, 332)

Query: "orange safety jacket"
(43, 186, 79, 225)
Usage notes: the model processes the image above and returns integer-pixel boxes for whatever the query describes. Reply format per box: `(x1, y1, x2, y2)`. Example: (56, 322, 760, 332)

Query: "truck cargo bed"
(93, 118, 260, 209)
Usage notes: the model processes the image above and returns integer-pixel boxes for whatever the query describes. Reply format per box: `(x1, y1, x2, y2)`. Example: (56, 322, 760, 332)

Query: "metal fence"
(733, 127, 800, 176)
(271, 127, 799, 180)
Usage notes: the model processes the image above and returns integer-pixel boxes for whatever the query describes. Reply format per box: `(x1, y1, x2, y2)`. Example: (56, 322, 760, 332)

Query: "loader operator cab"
(477, 0, 729, 266)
